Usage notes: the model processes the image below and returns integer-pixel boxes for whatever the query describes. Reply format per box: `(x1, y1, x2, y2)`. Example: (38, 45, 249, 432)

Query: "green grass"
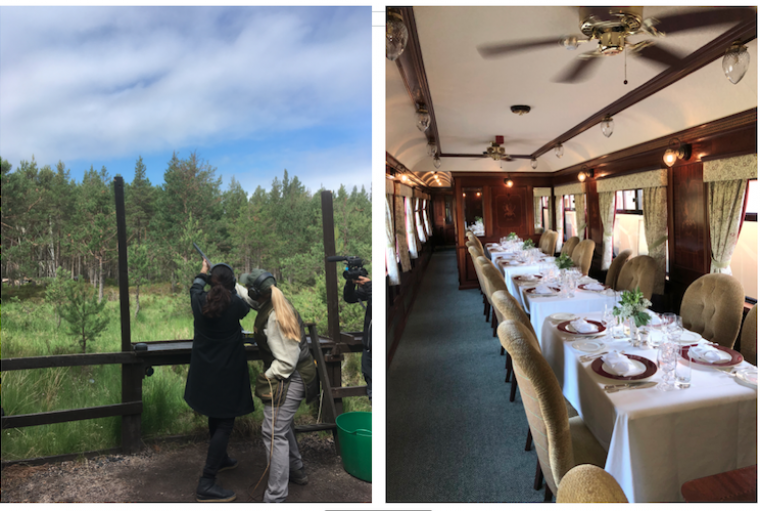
(1, 283, 370, 460)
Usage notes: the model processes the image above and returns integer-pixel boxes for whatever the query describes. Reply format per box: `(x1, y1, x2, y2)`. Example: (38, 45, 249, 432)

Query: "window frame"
(745, 179, 757, 222)
(615, 189, 644, 216)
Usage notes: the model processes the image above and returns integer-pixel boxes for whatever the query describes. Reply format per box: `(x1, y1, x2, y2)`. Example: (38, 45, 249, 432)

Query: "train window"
(734, 179, 758, 301)
(745, 179, 757, 222)
(615, 189, 643, 215)
(563, 195, 576, 241)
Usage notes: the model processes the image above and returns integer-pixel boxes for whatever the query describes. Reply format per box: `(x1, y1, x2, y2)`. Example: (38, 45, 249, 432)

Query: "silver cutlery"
(580, 351, 608, 363)
(604, 381, 657, 393)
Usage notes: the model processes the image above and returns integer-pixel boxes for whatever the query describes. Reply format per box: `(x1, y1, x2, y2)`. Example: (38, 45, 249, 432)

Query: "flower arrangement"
(522, 239, 535, 249)
(555, 252, 574, 270)
(613, 287, 652, 327)
(506, 232, 518, 241)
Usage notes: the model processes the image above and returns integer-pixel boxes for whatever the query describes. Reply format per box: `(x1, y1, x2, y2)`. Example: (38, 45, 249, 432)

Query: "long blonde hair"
(270, 285, 301, 341)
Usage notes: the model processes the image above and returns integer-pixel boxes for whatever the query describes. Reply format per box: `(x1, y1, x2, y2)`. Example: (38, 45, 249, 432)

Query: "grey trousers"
(262, 372, 305, 503)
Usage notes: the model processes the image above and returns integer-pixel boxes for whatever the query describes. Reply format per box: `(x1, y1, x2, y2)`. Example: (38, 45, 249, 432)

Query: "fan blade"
(636, 44, 683, 68)
(654, 7, 755, 35)
(478, 37, 562, 58)
(553, 57, 603, 83)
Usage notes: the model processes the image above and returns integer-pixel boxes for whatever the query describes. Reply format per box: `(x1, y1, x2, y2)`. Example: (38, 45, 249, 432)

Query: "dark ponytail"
(202, 265, 235, 318)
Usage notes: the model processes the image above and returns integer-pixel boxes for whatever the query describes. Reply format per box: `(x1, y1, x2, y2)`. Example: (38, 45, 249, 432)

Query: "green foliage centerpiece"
(506, 232, 518, 241)
(522, 239, 535, 249)
(613, 287, 652, 327)
(555, 252, 574, 270)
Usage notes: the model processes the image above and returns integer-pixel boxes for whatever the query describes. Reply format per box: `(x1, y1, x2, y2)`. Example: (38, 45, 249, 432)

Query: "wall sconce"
(476, 192, 481, 197)
(504, 176, 514, 188)
(600, 115, 614, 138)
(555, 143, 564, 158)
(663, 138, 691, 167)
(578, 167, 594, 182)
(722, 42, 750, 84)
(416, 104, 430, 132)
(386, 9, 409, 62)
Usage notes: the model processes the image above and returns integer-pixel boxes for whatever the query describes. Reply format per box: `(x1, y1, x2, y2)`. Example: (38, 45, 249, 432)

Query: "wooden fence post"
(114, 176, 143, 454)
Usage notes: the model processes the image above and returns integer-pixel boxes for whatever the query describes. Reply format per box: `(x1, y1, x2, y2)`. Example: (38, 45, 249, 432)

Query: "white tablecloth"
(541, 311, 758, 503)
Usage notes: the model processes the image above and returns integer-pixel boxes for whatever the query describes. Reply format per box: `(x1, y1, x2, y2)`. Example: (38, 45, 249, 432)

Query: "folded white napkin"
(533, 284, 554, 294)
(584, 282, 605, 291)
(688, 345, 731, 364)
(570, 318, 598, 333)
(601, 351, 640, 376)
(545, 256, 556, 262)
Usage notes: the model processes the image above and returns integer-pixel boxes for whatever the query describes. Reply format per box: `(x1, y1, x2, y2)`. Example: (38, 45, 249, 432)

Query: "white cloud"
(0, 6, 370, 166)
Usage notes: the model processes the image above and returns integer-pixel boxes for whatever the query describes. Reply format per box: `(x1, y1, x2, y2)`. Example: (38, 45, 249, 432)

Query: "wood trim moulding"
(532, 16, 757, 159)
(549, 108, 757, 186)
(451, 171, 556, 181)
(441, 153, 533, 160)
(394, 7, 441, 154)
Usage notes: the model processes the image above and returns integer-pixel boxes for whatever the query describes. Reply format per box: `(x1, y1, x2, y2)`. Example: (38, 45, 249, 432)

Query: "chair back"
(468, 246, 486, 292)
(556, 465, 628, 503)
(571, 240, 595, 276)
(561, 236, 580, 257)
(539, 230, 558, 256)
(681, 273, 745, 348)
(492, 290, 536, 339)
(537, 230, 548, 249)
(605, 249, 632, 289)
(615, 255, 657, 300)
(497, 320, 574, 495)
(477, 256, 507, 305)
(740, 304, 757, 366)
(467, 232, 484, 252)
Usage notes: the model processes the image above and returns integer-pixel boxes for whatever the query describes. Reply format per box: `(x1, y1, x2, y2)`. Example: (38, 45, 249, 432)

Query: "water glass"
(602, 305, 615, 341)
(675, 354, 692, 388)
(656, 341, 678, 391)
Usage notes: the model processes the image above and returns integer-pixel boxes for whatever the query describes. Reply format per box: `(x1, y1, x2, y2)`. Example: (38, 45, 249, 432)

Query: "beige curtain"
(405, 197, 420, 259)
(707, 179, 748, 274)
(573, 193, 586, 240)
(393, 193, 411, 271)
(555, 195, 563, 251)
(598, 191, 616, 270)
(422, 199, 432, 239)
(386, 195, 401, 285)
(533, 197, 544, 233)
(642, 187, 668, 294)
(415, 198, 427, 243)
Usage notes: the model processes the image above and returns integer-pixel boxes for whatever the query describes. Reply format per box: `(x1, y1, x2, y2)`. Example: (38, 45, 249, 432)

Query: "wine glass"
(656, 341, 678, 391)
(602, 304, 615, 341)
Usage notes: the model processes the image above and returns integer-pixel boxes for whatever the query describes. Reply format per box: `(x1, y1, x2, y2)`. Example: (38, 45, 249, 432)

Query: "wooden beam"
(2, 401, 143, 429)
(321, 191, 341, 345)
(1, 352, 139, 371)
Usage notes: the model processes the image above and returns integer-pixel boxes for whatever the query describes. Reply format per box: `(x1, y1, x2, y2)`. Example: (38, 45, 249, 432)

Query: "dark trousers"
(202, 416, 235, 479)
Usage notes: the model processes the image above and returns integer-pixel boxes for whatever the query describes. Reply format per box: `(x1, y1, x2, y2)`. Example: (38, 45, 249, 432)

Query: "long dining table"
(541, 311, 758, 503)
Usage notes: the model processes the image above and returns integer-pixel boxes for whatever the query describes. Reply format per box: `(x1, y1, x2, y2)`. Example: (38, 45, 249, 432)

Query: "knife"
(604, 381, 657, 393)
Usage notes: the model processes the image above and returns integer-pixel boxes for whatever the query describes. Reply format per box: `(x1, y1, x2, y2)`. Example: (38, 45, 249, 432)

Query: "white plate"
(673, 330, 702, 344)
(602, 359, 647, 378)
(549, 313, 579, 322)
(572, 340, 606, 353)
(734, 368, 758, 389)
(567, 322, 603, 334)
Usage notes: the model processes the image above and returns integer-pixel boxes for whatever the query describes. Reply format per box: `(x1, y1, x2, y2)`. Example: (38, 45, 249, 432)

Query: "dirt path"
(1, 435, 371, 503)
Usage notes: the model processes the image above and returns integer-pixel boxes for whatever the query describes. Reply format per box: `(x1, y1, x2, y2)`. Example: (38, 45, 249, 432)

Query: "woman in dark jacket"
(185, 260, 253, 503)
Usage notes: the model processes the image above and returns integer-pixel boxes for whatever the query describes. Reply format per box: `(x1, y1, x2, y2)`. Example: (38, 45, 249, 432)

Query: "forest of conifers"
(1, 152, 372, 332)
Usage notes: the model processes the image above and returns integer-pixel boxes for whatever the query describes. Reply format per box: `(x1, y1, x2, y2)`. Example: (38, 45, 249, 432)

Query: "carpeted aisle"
(386, 249, 545, 503)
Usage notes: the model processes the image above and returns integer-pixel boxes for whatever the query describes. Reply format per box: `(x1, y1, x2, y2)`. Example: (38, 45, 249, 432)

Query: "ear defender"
(248, 271, 275, 300)
(210, 263, 237, 286)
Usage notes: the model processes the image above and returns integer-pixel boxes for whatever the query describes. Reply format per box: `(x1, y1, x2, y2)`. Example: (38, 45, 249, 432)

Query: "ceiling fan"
(482, 136, 512, 161)
(477, 6, 755, 83)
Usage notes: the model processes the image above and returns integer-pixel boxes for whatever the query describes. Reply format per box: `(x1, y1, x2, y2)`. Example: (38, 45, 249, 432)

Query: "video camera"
(326, 255, 368, 281)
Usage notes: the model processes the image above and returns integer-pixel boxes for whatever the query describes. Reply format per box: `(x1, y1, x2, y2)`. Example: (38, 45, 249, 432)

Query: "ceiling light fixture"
(386, 9, 409, 62)
(416, 104, 431, 132)
(504, 176, 514, 188)
(433, 154, 442, 169)
(426, 141, 437, 157)
(555, 144, 564, 158)
(530, 158, 538, 170)
(510, 105, 531, 115)
(663, 138, 691, 167)
(600, 115, 614, 138)
(578, 167, 594, 182)
(722, 42, 750, 84)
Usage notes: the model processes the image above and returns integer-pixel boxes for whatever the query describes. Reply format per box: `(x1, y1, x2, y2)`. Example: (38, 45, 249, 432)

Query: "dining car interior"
(385, 6, 757, 504)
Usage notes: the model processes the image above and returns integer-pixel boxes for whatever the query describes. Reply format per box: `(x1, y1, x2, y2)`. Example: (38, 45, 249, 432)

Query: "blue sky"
(0, 6, 372, 195)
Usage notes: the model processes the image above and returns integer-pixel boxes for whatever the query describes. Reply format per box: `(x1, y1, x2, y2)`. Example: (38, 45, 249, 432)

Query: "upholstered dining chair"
(556, 465, 628, 503)
(540, 230, 559, 256)
(467, 231, 484, 252)
(615, 255, 657, 300)
(740, 304, 757, 366)
(498, 320, 607, 502)
(570, 239, 595, 276)
(605, 249, 631, 289)
(479, 257, 510, 337)
(681, 273, 745, 349)
(468, 246, 489, 318)
(492, 290, 535, 402)
(560, 236, 580, 257)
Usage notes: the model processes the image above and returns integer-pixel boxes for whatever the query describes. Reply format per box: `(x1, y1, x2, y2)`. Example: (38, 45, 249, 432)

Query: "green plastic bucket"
(335, 411, 372, 482)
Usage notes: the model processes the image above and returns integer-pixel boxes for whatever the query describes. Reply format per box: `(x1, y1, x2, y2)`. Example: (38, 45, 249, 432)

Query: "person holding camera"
(185, 260, 254, 503)
(236, 269, 317, 503)
(343, 275, 372, 400)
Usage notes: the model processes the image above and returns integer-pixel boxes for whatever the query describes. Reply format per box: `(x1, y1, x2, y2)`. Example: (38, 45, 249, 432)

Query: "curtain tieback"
(649, 236, 668, 250)
(711, 256, 730, 269)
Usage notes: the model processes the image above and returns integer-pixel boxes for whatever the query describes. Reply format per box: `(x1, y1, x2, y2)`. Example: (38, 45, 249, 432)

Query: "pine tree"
(59, 280, 109, 354)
